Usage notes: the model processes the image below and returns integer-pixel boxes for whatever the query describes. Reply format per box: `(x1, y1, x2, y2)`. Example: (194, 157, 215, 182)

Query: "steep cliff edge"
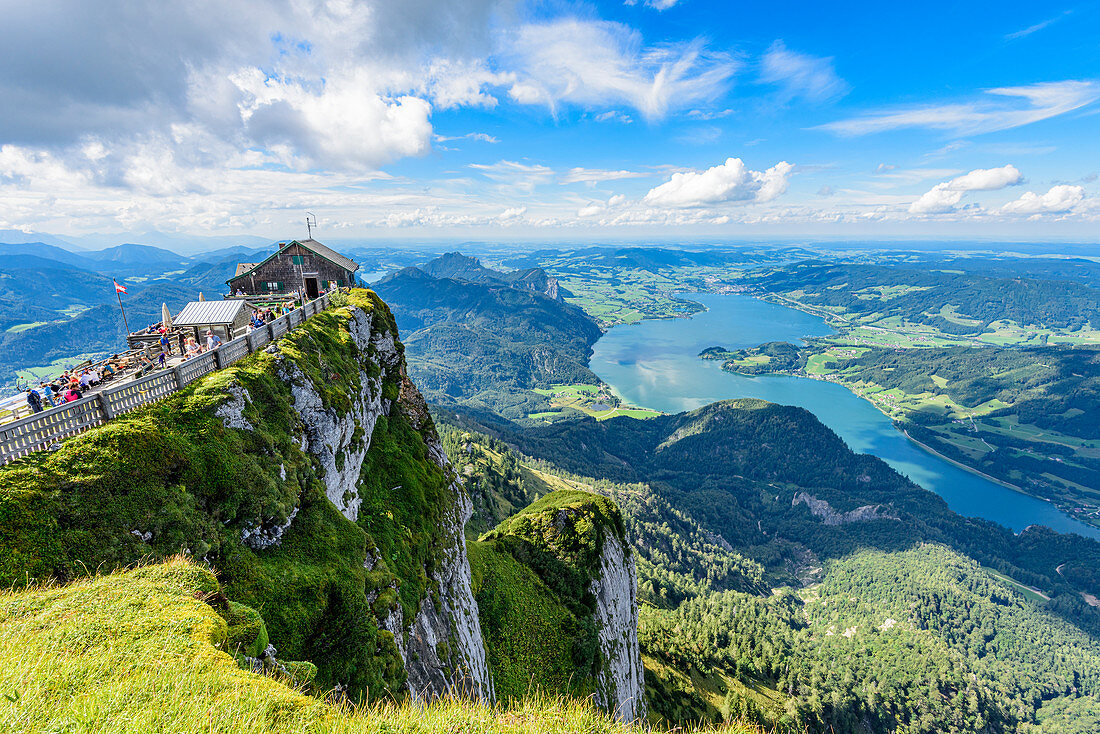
(473, 490, 646, 722)
(0, 289, 490, 702)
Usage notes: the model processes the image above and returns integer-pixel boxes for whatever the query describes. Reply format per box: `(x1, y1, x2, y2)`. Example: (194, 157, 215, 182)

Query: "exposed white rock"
(402, 416, 494, 702)
(272, 303, 493, 703)
(214, 384, 253, 431)
(793, 491, 899, 526)
(277, 308, 397, 523)
(241, 507, 298, 550)
(590, 530, 646, 723)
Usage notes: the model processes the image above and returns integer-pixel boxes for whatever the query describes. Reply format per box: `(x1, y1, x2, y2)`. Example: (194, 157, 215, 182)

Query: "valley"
(4, 242, 1100, 734)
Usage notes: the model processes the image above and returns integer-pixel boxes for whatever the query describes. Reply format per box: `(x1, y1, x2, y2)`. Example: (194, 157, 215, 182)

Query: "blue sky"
(1, 0, 1098, 242)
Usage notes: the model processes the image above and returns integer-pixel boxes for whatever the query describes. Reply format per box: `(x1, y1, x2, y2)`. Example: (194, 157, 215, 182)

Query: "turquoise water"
(589, 292, 1100, 540)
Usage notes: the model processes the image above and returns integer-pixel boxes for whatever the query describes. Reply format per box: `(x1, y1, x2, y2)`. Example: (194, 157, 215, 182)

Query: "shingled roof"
(230, 239, 359, 283)
(296, 239, 358, 273)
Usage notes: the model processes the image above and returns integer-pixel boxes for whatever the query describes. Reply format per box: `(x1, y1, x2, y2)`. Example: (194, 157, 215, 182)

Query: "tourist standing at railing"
(206, 331, 222, 351)
(160, 331, 171, 355)
(39, 383, 55, 408)
(26, 388, 43, 414)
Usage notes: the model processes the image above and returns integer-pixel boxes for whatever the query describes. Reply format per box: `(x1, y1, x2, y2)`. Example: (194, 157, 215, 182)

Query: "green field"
(530, 383, 661, 422)
(981, 566, 1050, 602)
(5, 321, 49, 333)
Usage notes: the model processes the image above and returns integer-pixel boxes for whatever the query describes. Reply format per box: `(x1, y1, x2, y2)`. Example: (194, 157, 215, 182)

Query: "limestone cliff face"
(792, 491, 899, 526)
(394, 376, 495, 702)
(590, 525, 647, 723)
(478, 489, 645, 722)
(224, 297, 493, 702)
(278, 307, 397, 523)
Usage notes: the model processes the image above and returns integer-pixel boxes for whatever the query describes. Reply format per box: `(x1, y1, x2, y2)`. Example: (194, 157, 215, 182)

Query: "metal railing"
(0, 293, 333, 466)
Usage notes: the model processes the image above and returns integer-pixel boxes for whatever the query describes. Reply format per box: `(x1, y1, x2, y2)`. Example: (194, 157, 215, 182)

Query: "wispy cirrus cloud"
(561, 167, 648, 184)
(819, 80, 1100, 137)
(623, 0, 683, 11)
(468, 159, 554, 193)
(504, 18, 738, 120)
(759, 41, 848, 104)
(1006, 11, 1072, 40)
(434, 132, 500, 144)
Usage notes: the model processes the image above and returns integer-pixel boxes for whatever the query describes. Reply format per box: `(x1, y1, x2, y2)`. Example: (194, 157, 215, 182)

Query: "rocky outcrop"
(277, 307, 399, 523)
(397, 376, 495, 703)
(793, 492, 899, 526)
(480, 489, 645, 722)
(590, 528, 647, 724)
(216, 296, 493, 703)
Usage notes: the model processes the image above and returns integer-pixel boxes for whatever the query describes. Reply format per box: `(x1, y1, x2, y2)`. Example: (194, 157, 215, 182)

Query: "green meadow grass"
(0, 559, 760, 734)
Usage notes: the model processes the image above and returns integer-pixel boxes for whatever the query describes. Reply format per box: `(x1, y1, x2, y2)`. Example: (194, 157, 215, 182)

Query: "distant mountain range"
(0, 237, 390, 394)
(419, 252, 572, 301)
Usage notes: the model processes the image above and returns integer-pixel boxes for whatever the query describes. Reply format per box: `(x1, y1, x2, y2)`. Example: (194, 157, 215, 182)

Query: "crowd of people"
(22, 355, 130, 413)
(13, 291, 332, 420)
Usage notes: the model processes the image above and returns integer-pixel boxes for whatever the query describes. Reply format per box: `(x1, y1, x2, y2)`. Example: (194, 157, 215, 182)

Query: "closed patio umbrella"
(161, 303, 173, 331)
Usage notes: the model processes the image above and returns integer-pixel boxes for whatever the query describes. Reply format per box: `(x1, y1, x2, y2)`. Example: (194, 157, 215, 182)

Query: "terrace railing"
(0, 292, 333, 465)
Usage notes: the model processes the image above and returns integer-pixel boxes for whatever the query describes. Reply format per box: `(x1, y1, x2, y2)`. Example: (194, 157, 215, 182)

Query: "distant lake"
(590, 292, 1100, 540)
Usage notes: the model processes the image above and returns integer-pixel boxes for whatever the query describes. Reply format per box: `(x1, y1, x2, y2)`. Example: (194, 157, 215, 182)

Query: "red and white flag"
(114, 280, 127, 294)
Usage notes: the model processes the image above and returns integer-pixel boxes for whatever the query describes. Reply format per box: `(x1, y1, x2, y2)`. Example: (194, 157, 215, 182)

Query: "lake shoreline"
(588, 291, 1100, 540)
(719, 361, 1045, 505)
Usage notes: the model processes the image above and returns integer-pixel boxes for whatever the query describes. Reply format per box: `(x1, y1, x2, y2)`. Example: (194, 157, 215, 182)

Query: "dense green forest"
(712, 339, 1100, 520)
(438, 413, 1100, 732)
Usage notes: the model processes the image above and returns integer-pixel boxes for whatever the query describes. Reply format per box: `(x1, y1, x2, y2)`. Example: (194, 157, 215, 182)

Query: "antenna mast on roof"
(305, 212, 317, 240)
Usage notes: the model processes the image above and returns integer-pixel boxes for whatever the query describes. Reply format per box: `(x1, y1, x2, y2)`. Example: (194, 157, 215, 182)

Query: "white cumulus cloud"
(643, 158, 794, 208)
(910, 165, 1023, 213)
(230, 68, 433, 170)
(1000, 185, 1085, 215)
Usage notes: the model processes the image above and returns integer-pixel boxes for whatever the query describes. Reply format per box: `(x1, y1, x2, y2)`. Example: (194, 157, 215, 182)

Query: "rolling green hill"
(750, 261, 1100, 333)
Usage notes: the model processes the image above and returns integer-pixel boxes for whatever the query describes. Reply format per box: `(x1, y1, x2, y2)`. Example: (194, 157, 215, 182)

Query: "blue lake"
(589, 292, 1100, 540)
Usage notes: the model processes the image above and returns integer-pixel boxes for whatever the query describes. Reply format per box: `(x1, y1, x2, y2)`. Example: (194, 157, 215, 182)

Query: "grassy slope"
(0, 289, 450, 701)
(0, 559, 762, 734)
(467, 540, 582, 703)
(468, 490, 632, 709)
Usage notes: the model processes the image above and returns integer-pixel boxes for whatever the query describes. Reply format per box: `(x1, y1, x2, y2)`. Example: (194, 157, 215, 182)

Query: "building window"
(265, 281, 282, 291)
(292, 255, 304, 265)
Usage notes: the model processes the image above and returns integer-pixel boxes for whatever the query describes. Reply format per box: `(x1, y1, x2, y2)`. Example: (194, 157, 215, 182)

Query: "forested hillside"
(373, 266, 602, 419)
(751, 261, 1100, 332)
(438, 411, 1100, 732)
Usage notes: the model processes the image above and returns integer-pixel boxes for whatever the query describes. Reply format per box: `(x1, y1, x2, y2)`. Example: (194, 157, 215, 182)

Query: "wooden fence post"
(97, 392, 114, 421)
